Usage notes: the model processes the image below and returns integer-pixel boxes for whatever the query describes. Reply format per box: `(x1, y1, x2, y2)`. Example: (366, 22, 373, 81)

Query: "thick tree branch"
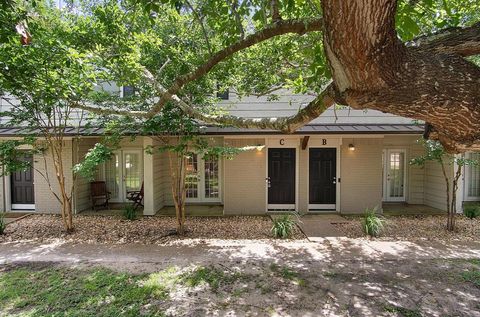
(143, 67, 334, 131)
(77, 67, 333, 134)
(171, 82, 334, 132)
(320, 0, 480, 152)
(146, 18, 323, 117)
(409, 22, 480, 57)
(73, 102, 148, 117)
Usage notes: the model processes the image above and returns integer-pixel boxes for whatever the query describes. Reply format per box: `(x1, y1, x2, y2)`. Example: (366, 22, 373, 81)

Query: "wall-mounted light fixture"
(348, 143, 355, 151)
(256, 144, 265, 152)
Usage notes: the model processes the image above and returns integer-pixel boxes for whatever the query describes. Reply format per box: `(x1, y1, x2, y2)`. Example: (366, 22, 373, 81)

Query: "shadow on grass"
(0, 263, 167, 317)
(2, 257, 480, 316)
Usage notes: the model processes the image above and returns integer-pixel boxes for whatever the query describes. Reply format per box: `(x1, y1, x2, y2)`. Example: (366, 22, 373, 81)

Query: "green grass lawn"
(0, 265, 168, 317)
(0, 264, 258, 317)
(1, 260, 479, 316)
(461, 258, 480, 288)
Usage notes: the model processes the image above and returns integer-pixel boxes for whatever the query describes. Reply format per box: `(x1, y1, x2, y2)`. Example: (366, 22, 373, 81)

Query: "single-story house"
(0, 89, 479, 215)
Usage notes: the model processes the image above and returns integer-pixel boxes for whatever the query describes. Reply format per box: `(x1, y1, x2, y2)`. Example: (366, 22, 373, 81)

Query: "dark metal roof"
(0, 123, 424, 137)
(0, 127, 105, 136)
(201, 124, 424, 135)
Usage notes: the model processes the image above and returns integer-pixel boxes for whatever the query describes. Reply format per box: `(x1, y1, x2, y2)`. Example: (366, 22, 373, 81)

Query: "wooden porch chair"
(127, 182, 144, 210)
(90, 181, 110, 211)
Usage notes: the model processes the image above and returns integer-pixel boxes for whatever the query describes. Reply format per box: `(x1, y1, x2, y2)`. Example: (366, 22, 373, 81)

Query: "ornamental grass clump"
(123, 204, 137, 221)
(271, 212, 299, 239)
(464, 205, 480, 219)
(363, 207, 385, 237)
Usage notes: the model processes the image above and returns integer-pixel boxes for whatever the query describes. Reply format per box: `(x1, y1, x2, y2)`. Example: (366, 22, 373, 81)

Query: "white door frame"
(104, 149, 144, 203)
(307, 137, 341, 212)
(382, 148, 407, 202)
(7, 170, 35, 210)
(122, 149, 144, 201)
(463, 152, 480, 202)
(265, 137, 299, 212)
(5, 151, 35, 211)
(185, 154, 222, 203)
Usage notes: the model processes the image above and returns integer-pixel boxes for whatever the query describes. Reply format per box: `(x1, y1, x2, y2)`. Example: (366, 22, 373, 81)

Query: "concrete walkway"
(298, 214, 347, 240)
(2, 238, 479, 273)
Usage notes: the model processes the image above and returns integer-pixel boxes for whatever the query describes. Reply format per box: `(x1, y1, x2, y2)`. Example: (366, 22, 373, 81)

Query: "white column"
(143, 137, 155, 215)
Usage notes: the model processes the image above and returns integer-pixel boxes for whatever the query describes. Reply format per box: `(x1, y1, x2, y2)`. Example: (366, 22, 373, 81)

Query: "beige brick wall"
(2, 134, 451, 215)
(33, 140, 74, 213)
(224, 138, 266, 214)
(340, 138, 383, 213)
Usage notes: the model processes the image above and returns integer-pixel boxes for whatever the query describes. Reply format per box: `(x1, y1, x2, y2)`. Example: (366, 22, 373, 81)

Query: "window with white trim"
(465, 152, 480, 200)
(185, 153, 221, 202)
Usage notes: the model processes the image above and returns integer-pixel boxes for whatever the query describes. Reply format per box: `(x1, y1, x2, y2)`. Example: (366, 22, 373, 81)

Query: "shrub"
(0, 212, 5, 235)
(363, 207, 385, 237)
(123, 204, 137, 220)
(271, 212, 299, 239)
(464, 205, 480, 219)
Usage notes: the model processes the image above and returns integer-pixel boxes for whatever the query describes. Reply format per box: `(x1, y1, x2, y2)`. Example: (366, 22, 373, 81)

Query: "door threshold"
(382, 201, 407, 204)
(11, 204, 35, 210)
(267, 204, 296, 212)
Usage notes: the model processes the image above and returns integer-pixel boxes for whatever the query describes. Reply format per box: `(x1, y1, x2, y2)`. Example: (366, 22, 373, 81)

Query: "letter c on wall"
(279, 139, 285, 145)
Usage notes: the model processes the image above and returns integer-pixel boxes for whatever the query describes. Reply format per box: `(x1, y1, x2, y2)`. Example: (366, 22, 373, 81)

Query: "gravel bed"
(0, 214, 305, 244)
(334, 215, 480, 241)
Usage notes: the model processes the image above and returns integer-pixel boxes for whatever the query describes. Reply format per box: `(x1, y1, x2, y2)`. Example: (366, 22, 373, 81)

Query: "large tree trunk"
(321, 0, 480, 153)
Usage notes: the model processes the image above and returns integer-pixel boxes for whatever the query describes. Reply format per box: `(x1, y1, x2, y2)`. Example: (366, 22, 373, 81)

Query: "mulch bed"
(333, 215, 480, 241)
(0, 214, 305, 245)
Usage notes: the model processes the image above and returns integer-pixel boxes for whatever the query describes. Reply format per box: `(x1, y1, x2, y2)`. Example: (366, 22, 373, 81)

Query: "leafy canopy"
(410, 139, 479, 167)
(2, 0, 478, 109)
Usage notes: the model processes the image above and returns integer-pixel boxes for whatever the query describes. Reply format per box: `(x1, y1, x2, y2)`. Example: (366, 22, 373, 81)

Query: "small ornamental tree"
(143, 107, 242, 235)
(0, 3, 105, 232)
(410, 139, 478, 231)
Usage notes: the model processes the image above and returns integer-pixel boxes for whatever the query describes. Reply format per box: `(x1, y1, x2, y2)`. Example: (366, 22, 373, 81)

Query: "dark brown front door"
(11, 154, 35, 206)
(268, 148, 295, 204)
(309, 148, 336, 205)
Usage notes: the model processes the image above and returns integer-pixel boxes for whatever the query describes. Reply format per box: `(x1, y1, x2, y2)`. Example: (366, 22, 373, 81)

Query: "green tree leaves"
(396, 0, 480, 41)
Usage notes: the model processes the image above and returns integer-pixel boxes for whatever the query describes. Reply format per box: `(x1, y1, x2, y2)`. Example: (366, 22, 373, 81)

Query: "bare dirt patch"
(334, 215, 479, 241)
(137, 258, 480, 316)
(2, 258, 479, 316)
(0, 214, 305, 245)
